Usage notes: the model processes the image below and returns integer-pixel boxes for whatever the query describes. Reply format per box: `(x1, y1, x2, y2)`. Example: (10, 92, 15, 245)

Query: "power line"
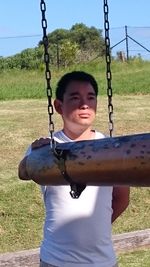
(0, 34, 42, 40)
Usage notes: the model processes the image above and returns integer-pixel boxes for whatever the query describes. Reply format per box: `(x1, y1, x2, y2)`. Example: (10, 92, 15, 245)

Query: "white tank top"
(40, 130, 116, 267)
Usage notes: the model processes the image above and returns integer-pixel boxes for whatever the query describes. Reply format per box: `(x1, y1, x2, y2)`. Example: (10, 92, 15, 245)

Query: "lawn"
(0, 60, 150, 267)
(0, 95, 150, 265)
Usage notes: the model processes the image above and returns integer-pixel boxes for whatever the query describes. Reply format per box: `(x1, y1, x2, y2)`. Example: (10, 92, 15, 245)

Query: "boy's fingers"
(32, 138, 50, 149)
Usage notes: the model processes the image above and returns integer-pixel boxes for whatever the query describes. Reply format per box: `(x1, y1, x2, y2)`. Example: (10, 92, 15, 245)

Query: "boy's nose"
(80, 102, 89, 109)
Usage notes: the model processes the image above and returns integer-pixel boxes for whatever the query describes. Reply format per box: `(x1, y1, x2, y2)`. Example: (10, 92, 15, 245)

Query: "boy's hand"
(31, 138, 50, 150)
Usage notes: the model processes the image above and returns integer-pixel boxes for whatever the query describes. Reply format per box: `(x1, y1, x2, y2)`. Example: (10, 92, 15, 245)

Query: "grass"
(0, 70, 45, 100)
(0, 59, 150, 100)
(0, 62, 150, 265)
(118, 249, 150, 267)
(0, 183, 43, 252)
(0, 96, 150, 257)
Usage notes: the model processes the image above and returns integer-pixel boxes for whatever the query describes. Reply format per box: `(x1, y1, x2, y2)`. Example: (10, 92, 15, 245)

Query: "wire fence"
(0, 34, 42, 58)
(0, 26, 150, 60)
(106, 26, 150, 60)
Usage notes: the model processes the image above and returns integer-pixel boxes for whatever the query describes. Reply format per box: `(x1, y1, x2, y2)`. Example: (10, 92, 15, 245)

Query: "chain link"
(103, 0, 114, 137)
(40, 0, 113, 139)
(40, 0, 55, 146)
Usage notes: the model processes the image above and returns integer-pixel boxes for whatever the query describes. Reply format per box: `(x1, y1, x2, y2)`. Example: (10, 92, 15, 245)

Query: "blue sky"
(0, 0, 150, 57)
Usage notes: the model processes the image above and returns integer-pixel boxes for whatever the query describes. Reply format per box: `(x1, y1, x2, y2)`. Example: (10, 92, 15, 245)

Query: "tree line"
(0, 23, 105, 70)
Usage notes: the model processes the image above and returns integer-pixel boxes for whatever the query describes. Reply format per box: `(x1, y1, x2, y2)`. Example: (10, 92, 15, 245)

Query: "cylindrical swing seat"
(26, 133, 150, 187)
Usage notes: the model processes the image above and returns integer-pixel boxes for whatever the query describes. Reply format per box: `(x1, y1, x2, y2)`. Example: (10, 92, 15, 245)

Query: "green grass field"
(0, 59, 150, 100)
(0, 61, 150, 265)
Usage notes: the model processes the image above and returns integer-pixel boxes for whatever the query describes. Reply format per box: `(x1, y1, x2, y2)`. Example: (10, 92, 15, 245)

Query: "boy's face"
(54, 80, 97, 131)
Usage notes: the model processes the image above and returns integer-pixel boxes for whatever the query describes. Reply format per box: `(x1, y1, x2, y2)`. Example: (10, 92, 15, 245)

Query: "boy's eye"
(88, 96, 95, 99)
(88, 96, 96, 100)
(70, 96, 79, 100)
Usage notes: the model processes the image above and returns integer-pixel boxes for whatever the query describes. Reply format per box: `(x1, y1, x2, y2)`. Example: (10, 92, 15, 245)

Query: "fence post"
(125, 25, 129, 60)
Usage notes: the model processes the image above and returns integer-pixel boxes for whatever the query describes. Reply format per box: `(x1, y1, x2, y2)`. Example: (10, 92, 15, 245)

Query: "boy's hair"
(56, 71, 98, 101)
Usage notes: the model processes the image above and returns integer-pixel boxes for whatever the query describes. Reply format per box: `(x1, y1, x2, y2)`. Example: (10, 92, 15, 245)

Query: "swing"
(25, 0, 150, 197)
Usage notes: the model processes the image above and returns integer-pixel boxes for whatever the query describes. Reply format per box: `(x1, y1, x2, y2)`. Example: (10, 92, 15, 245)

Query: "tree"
(1, 23, 106, 70)
(70, 23, 105, 55)
(39, 29, 70, 46)
(59, 41, 79, 67)
(39, 23, 105, 65)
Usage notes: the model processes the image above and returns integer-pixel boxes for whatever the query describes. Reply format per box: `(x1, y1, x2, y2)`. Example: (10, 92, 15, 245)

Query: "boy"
(19, 71, 130, 267)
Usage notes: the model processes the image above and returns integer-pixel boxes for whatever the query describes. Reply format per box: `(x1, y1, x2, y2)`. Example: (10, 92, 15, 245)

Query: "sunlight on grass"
(118, 249, 150, 267)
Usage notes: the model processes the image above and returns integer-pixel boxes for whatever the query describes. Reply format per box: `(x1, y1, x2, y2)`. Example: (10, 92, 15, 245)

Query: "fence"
(106, 25, 150, 60)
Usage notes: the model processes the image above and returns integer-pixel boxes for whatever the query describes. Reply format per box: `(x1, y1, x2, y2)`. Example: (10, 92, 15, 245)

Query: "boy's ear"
(54, 99, 63, 115)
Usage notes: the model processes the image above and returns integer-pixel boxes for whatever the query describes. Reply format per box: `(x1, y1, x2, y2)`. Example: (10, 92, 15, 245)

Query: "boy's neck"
(63, 128, 95, 141)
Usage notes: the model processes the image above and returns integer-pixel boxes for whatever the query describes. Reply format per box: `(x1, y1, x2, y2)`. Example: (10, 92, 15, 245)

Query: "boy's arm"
(112, 186, 130, 223)
(18, 156, 31, 180)
(18, 138, 50, 181)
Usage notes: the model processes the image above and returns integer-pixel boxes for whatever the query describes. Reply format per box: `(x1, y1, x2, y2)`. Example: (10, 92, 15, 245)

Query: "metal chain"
(55, 149, 86, 198)
(40, 0, 55, 146)
(103, 0, 114, 137)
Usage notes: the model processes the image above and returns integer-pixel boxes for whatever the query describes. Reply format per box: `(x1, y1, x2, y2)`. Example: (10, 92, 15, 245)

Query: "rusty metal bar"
(25, 133, 150, 187)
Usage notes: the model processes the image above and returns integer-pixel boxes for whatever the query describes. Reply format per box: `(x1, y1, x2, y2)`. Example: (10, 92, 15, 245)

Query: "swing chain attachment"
(40, 0, 55, 148)
(55, 149, 86, 199)
(104, 0, 114, 137)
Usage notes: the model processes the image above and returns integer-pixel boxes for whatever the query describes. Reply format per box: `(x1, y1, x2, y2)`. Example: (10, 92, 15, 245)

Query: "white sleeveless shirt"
(40, 131, 117, 267)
